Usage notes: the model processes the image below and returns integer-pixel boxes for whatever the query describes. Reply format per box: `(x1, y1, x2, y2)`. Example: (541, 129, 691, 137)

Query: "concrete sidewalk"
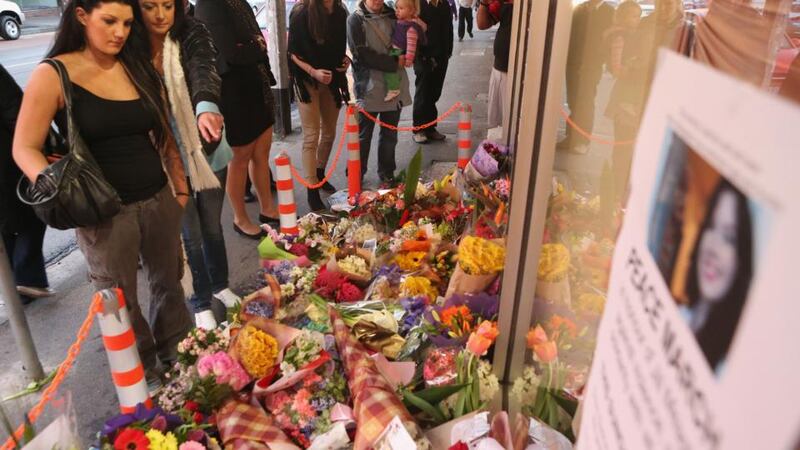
(0, 25, 495, 444)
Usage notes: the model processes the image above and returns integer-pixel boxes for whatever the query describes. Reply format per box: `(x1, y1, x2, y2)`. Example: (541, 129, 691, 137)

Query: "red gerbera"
(336, 282, 363, 302)
(313, 266, 346, 299)
(113, 428, 149, 450)
(449, 441, 469, 450)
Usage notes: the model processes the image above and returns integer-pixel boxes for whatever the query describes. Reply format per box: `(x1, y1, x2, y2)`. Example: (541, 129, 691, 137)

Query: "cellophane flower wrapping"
(330, 309, 424, 450)
(216, 399, 301, 450)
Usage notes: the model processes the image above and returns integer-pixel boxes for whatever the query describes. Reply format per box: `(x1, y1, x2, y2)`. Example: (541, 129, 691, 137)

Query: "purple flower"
(400, 296, 427, 335)
(270, 260, 295, 284)
(375, 264, 403, 284)
(102, 403, 182, 436)
(244, 299, 274, 318)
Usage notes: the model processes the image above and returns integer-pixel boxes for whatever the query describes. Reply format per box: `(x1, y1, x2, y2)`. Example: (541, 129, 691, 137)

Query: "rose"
(466, 321, 499, 356)
(526, 325, 548, 350)
(336, 282, 363, 302)
(449, 442, 469, 450)
(179, 442, 206, 450)
(197, 351, 251, 391)
(533, 341, 558, 363)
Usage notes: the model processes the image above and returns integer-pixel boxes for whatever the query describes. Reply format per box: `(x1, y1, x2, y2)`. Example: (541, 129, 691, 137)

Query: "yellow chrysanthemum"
(236, 325, 279, 378)
(458, 236, 506, 275)
(145, 430, 178, 450)
(394, 251, 427, 271)
(537, 243, 570, 282)
(400, 276, 438, 301)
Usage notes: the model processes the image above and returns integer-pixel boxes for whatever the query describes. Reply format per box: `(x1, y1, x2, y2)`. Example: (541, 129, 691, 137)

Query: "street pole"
(265, 0, 292, 138)
(0, 240, 45, 382)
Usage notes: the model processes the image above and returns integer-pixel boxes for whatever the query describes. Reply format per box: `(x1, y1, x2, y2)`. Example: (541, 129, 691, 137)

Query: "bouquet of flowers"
(424, 292, 499, 348)
(263, 361, 351, 448)
(535, 243, 571, 304)
(330, 309, 428, 449)
(464, 140, 510, 181)
(176, 328, 230, 367)
(313, 265, 365, 303)
(98, 403, 220, 450)
(446, 236, 506, 297)
(400, 276, 440, 304)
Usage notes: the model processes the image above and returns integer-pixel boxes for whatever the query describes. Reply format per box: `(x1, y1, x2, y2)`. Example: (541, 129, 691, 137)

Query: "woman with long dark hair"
(195, 0, 280, 239)
(12, 0, 192, 390)
(685, 180, 754, 371)
(134, 0, 242, 330)
(288, 0, 350, 211)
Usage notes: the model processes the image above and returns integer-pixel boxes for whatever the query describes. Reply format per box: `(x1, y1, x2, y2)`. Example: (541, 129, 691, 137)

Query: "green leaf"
(402, 390, 445, 423)
(454, 389, 467, 418)
(411, 383, 468, 405)
(403, 148, 423, 206)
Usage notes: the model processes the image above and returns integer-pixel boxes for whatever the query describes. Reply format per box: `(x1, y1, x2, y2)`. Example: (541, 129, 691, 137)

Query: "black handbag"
(16, 59, 122, 230)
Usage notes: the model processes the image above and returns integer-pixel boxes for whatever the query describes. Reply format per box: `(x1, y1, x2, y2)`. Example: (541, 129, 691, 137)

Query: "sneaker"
(384, 90, 400, 102)
(412, 132, 428, 144)
(213, 288, 241, 309)
(195, 310, 217, 330)
(16, 286, 55, 298)
(426, 129, 446, 141)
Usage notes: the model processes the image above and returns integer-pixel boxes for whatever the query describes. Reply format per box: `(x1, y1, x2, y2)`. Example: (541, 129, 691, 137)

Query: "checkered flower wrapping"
(330, 309, 418, 450)
(217, 399, 300, 450)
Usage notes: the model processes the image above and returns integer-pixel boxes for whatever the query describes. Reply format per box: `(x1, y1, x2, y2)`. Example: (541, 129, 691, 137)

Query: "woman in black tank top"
(13, 0, 193, 390)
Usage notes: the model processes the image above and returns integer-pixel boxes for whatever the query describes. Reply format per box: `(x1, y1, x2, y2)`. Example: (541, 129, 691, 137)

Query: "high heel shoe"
(233, 223, 266, 240)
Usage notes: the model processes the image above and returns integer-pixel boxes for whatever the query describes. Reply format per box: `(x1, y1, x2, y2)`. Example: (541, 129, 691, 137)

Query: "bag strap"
(364, 17, 393, 51)
(41, 58, 83, 160)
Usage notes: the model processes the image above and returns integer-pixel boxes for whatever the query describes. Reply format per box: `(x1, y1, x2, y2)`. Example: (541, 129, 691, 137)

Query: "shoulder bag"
(16, 58, 121, 230)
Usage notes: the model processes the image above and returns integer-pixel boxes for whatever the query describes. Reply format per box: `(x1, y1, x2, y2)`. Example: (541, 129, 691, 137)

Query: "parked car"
(0, 0, 24, 41)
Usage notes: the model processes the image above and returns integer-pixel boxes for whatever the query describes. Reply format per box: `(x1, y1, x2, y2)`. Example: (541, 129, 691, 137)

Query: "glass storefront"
(495, 0, 800, 439)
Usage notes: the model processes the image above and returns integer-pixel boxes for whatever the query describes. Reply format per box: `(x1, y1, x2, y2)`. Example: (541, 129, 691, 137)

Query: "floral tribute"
(92, 140, 531, 449)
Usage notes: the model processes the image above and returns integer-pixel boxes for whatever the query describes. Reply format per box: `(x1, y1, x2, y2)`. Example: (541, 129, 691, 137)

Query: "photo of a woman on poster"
(684, 180, 754, 371)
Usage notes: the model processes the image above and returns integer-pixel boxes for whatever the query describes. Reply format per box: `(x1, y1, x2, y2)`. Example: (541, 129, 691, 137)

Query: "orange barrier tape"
(356, 102, 462, 132)
(559, 107, 636, 146)
(1, 298, 102, 450)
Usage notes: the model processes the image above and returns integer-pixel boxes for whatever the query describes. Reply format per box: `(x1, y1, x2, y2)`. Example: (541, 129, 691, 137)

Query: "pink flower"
(336, 282, 363, 302)
(288, 242, 309, 257)
(179, 442, 206, 450)
(196, 351, 251, 391)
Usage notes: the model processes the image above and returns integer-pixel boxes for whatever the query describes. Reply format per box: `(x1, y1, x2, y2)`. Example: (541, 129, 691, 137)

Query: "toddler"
(385, 0, 427, 101)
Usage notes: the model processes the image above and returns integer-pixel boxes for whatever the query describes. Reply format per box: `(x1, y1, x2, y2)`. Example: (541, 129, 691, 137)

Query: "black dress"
(195, 0, 277, 146)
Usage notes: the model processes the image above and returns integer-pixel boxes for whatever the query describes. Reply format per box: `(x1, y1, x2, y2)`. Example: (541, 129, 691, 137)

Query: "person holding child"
(384, 0, 426, 101)
(347, 0, 412, 184)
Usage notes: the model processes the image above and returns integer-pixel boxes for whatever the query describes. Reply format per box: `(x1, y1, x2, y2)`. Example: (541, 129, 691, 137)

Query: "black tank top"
(70, 83, 167, 204)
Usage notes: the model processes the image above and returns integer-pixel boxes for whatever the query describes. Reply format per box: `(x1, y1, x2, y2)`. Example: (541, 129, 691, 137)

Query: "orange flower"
(533, 341, 558, 363)
(526, 325, 548, 350)
(466, 321, 499, 356)
(548, 315, 578, 339)
(441, 305, 473, 334)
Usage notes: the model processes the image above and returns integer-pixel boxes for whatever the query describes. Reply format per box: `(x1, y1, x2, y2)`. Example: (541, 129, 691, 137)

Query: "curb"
(21, 26, 58, 35)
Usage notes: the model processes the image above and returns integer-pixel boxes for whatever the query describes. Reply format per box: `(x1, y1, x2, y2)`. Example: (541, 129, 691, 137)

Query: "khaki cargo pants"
(76, 186, 192, 371)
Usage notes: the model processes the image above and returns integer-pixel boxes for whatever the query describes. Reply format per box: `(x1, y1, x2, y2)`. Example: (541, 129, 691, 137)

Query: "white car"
(0, 0, 24, 41)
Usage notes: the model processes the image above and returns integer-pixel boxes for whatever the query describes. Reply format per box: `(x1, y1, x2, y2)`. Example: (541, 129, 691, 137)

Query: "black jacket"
(419, 0, 454, 61)
(171, 16, 222, 108)
(288, 3, 350, 105)
(194, 0, 276, 86)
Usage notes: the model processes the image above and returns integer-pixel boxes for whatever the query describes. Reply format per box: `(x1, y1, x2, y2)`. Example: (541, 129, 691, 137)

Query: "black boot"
(316, 168, 336, 193)
(307, 187, 326, 211)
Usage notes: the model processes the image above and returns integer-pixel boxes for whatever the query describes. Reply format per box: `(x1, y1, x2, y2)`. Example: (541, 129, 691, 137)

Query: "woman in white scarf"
(136, 0, 241, 330)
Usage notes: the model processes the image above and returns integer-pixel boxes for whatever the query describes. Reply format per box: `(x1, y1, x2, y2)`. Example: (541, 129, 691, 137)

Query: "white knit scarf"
(162, 36, 220, 191)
